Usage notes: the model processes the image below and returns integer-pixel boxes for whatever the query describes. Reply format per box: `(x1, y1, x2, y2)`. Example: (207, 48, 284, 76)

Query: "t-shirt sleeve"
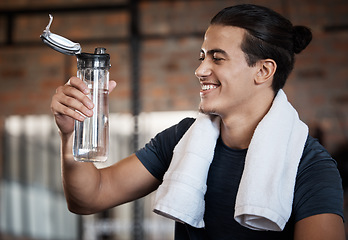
(135, 117, 195, 181)
(292, 136, 344, 222)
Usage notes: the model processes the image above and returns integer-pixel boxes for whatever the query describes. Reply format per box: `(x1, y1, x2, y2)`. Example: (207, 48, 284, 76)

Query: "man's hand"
(50, 77, 116, 135)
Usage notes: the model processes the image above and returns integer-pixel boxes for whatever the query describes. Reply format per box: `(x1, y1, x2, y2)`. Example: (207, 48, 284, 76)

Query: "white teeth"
(202, 85, 217, 91)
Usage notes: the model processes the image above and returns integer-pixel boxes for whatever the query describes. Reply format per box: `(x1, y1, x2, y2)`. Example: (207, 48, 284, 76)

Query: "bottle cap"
(40, 14, 81, 55)
(77, 49, 110, 69)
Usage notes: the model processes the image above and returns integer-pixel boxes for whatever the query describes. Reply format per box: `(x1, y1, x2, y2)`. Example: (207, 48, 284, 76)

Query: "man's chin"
(198, 106, 207, 114)
(199, 106, 217, 116)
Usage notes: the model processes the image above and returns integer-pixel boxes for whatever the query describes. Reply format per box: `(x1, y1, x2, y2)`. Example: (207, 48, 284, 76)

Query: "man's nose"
(195, 60, 212, 79)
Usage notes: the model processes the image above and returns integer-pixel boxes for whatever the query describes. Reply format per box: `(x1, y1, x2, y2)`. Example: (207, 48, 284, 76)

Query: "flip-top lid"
(40, 14, 81, 55)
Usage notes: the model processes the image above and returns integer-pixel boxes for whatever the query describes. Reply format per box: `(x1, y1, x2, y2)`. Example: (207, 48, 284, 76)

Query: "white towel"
(153, 89, 308, 231)
(153, 114, 220, 227)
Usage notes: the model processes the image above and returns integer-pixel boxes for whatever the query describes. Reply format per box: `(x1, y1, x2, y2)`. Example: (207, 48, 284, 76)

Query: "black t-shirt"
(136, 117, 344, 240)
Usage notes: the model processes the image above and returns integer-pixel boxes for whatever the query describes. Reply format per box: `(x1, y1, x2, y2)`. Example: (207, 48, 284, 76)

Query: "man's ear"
(255, 59, 277, 85)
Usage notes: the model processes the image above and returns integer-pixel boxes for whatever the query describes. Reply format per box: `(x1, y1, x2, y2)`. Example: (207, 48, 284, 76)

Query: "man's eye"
(198, 57, 204, 61)
(213, 57, 223, 62)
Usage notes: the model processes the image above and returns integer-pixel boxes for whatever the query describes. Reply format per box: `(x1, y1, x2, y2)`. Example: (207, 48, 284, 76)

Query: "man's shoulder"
(301, 135, 333, 163)
(176, 117, 196, 131)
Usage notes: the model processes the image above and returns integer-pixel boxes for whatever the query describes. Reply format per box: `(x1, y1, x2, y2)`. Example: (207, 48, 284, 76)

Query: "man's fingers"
(60, 95, 93, 118)
(67, 77, 90, 94)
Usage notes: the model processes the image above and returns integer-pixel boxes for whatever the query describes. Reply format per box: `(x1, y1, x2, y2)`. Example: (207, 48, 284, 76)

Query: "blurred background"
(0, 0, 347, 239)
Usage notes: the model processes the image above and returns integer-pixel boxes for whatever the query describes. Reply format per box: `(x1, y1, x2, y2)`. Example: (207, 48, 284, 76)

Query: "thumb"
(109, 80, 117, 93)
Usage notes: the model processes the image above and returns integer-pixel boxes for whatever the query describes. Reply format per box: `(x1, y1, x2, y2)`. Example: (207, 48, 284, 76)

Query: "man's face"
(195, 25, 259, 117)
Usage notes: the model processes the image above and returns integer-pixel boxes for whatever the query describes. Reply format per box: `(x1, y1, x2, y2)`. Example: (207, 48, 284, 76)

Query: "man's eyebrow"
(200, 48, 228, 56)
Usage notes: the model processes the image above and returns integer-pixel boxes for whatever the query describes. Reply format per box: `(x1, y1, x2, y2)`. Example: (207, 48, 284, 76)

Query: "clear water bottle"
(40, 15, 111, 162)
(73, 48, 110, 162)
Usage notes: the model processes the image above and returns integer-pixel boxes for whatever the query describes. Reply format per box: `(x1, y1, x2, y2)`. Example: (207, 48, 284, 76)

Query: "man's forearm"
(60, 133, 101, 214)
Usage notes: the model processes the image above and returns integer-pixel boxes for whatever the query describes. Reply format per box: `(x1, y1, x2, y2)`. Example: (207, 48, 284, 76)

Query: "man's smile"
(201, 84, 219, 91)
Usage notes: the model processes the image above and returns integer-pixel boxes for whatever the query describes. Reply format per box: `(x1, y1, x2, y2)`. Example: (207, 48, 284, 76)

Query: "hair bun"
(293, 26, 312, 54)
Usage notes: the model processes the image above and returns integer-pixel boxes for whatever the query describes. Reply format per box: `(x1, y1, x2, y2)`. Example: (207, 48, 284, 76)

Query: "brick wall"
(0, 0, 347, 154)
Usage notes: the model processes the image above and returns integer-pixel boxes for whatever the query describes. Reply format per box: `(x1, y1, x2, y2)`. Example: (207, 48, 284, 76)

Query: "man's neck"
(219, 90, 275, 150)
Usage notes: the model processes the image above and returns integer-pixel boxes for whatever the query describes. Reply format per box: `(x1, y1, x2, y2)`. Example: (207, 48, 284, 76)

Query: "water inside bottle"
(73, 89, 109, 162)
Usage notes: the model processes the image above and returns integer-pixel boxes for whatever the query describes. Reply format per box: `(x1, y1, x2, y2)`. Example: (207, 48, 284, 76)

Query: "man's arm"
(62, 144, 160, 214)
(52, 77, 161, 214)
(294, 213, 345, 240)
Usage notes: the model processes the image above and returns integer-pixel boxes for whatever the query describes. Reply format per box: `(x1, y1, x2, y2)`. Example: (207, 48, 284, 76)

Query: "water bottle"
(73, 48, 110, 162)
(40, 15, 111, 162)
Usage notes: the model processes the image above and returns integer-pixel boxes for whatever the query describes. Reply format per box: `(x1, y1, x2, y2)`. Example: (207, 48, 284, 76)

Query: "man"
(50, 4, 345, 239)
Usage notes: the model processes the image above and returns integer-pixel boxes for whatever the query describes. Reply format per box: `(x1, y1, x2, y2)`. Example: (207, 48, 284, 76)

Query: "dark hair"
(210, 4, 312, 93)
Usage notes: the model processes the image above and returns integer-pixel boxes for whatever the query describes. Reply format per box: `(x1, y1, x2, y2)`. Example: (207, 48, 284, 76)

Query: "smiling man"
(197, 25, 275, 150)
(50, 4, 345, 240)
